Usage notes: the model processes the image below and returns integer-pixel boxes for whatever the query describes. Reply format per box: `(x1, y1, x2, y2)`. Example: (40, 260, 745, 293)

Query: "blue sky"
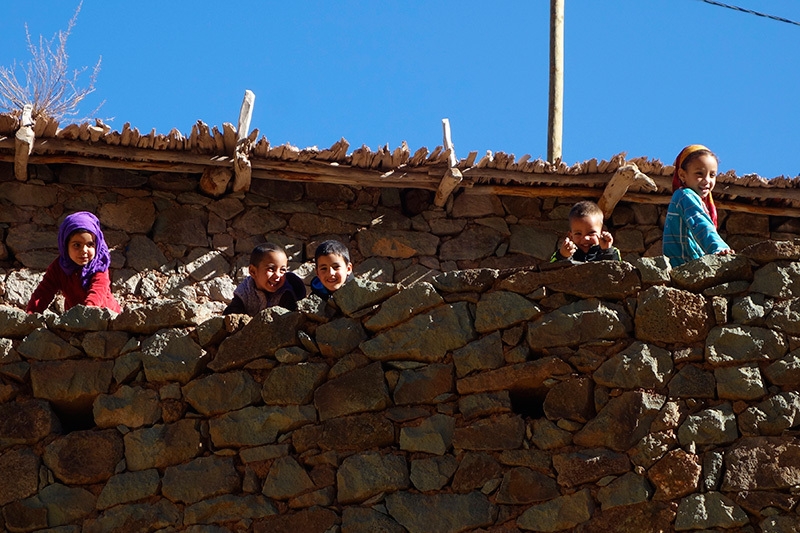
(2, 1, 799, 179)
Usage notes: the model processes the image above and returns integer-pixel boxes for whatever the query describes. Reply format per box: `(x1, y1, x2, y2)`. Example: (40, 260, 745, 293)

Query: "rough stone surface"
(528, 298, 632, 349)
(593, 341, 673, 390)
(337, 451, 409, 504)
(517, 488, 595, 531)
(636, 285, 712, 344)
(385, 491, 496, 533)
(43, 429, 123, 485)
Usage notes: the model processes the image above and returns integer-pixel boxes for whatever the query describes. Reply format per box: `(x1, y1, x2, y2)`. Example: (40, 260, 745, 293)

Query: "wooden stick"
(14, 105, 34, 181)
(237, 90, 255, 141)
(597, 164, 657, 219)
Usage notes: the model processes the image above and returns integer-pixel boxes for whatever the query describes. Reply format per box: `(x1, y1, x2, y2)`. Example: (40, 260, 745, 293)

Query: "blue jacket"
(663, 188, 729, 267)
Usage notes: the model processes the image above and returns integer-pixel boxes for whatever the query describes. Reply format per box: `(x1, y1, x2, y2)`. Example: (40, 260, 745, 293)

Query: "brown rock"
(451, 452, 503, 493)
(44, 429, 124, 484)
(456, 357, 573, 395)
(253, 506, 338, 533)
(722, 436, 800, 491)
(453, 414, 525, 450)
(0, 399, 61, 448)
(496, 467, 560, 504)
(635, 286, 713, 344)
(543, 377, 595, 423)
(394, 363, 454, 405)
(0, 448, 39, 505)
(648, 448, 701, 500)
(314, 362, 391, 421)
(553, 448, 630, 488)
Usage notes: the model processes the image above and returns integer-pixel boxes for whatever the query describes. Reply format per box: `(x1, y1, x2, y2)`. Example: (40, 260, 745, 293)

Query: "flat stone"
(453, 414, 525, 450)
(597, 471, 653, 510)
(53, 304, 114, 332)
(97, 469, 160, 509)
(394, 363, 453, 405)
(141, 328, 208, 384)
(706, 325, 787, 365)
(112, 298, 209, 334)
(184, 494, 277, 526)
(0, 448, 40, 505)
(593, 341, 673, 390)
(314, 362, 390, 421)
(574, 391, 665, 452)
(678, 403, 738, 447)
(17, 327, 82, 360)
(93, 385, 161, 428)
(440, 226, 504, 261)
(126, 235, 168, 271)
(635, 286, 713, 344)
(543, 376, 594, 423)
(765, 349, 800, 387)
(337, 451, 409, 504)
(458, 391, 512, 421)
(357, 229, 439, 259)
(496, 466, 559, 504)
(261, 362, 328, 405)
(99, 197, 156, 233)
(452, 331, 504, 378)
(674, 492, 749, 531)
(670, 254, 752, 292)
(342, 506, 406, 533)
(252, 506, 338, 533)
(0, 399, 61, 449)
(668, 365, 716, 398)
(741, 240, 800, 264)
(715, 364, 766, 401)
(44, 429, 123, 484)
(162, 455, 240, 505)
(527, 299, 632, 349)
(457, 357, 572, 395)
(386, 491, 496, 533)
(181, 370, 261, 415)
(82, 330, 130, 359)
(209, 405, 315, 448)
(474, 291, 542, 333)
(124, 419, 202, 470)
(364, 282, 443, 331)
(0, 305, 43, 337)
(517, 488, 594, 531)
(399, 413, 455, 455)
(30, 359, 113, 413)
(262, 455, 315, 500)
(315, 317, 368, 357)
(210, 308, 302, 371)
(553, 448, 630, 488)
(410, 455, 458, 492)
(83, 500, 181, 533)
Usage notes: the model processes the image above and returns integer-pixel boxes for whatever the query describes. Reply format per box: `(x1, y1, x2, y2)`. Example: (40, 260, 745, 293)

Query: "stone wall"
(1, 162, 798, 313)
(3, 243, 800, 531)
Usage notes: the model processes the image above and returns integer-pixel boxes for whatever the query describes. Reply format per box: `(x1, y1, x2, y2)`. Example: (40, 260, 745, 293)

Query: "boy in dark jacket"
(550, 201, 621, 262)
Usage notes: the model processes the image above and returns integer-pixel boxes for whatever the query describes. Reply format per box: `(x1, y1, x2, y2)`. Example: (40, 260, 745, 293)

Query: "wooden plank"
(14, 105, 35, 181)
(237, 90, 255, 141)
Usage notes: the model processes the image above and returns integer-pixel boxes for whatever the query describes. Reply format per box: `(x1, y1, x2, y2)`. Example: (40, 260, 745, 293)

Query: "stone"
(634, 256, 672, 286)
(517, 488, 594, 531)
(35, 483, 96, 527)
(410, 455, 458, 492)
(126, 235, 168, 271)
(361, 302, 475, 363)
(399, 413, 455, 455)
(474, 291, 542, 333)
(543, 376, 594, 423)
(574, 391, 665, 452)
(93, 385, 161, 428)
(579, 501, 676, 533)
(496, 467, 560, 505)
(184, 494, 277, 525)
(706, 325, 787, 365)
(124, 419, 202, 470)
(453, 414, 525, 450)
(767, 298, 800, 336)
(452, 332, 504, 378)
(314, 362, 390, 421)
(185, 250, 231, 282)
(530, 417, 573, 450)
(386, 491, 496, 533)
(722, 436, 800, 491)
(596, 471, 653, 510)
(440, 226, 504, 261)
(152, 205, 209, 247)
(0, 304, 42, 337)
(357, 229, 439, 259)
(97, 469, 160, 509)
(527, 299, 632, 349)
(262, 456, 316, 500)
(553, 448, 630, 488)
(458, 391, 512, 420)
(341, 506, 405, 533)
(364, 282, 443, 331)
(30, 359, 113, 413)
(141, 328, 208, 384)
(82, 330, 130, 359)
(451, 451, 502, 493)
(354, 256, 395, 283)
(765, 349, 800, 387)
(509, 224, 559, 260)
(668, 365, 716, 398)
(112, 298, 209, 334)
(251, 506, 339, 533)
(181, 370, 261, 415)
(300, 412, 395, 453)
(43, 429, 123, 485)
(678, 403, 738, 448)
(593, 341, 673, 390)
(452, 194, 504, 218)
(0, 182, 58, 206)
(731, 293, 771, 324)
(648, 448, 701, 500)
(337, 451, 409, 504)
(83, 499, 181, 533)
(17, 327, 83, 360)
(431, 268, 498, 293)
(741, 239, 800, 264)
(315, 317, 368, 357)
(674, 492, 749, 531)
(0, 399, 61, 449)
(457, 357, 572, 395)
(635, 286, 712, 344)
(332, 277, 399, 316)
(210, 307, 302, 371)
(209, 405, 315, 448)
(394, 363, 454, 405)
(0, 448, 39, 505)
(53, 304, 114, 332)
(261, 362, 328, 405)
(715, 364, 766, 401)
(543, 261, 643, 299)
(162, 456, 240, 505)
(670, 253, 752, 292)
(99, 197, 156, 233)
(288, 212, 356, 235)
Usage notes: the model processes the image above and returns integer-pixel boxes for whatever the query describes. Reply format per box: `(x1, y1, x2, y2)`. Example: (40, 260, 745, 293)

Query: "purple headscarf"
(57, 211, 112, 289)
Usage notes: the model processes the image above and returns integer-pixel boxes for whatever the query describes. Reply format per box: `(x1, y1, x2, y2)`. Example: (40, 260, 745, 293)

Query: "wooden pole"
(547, 0, 564, 163)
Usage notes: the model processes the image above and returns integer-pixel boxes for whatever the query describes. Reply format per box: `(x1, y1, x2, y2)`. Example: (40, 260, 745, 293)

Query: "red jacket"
(26, 259, 122, 314)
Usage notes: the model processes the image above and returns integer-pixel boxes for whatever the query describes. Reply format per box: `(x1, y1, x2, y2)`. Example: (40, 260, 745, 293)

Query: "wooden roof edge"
(0, 113, 798, 188)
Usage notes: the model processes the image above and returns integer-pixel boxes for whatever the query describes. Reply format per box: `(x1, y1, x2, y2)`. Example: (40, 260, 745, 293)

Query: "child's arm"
(85, 270, 121, 312)
(678, 191, 732, 255)
(550, 236, 577, 262)
(26, 262, 60, 313)
(223, 295, 247, 315)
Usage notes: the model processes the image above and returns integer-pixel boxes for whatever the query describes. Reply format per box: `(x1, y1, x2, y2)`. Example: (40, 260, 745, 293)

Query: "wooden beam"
(547, 0, 564, 162)
(14, 105, 34, 181)
(597, 164, 657, 219)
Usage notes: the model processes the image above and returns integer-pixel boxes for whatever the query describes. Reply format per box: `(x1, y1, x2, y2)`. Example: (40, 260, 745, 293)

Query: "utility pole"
(547, 0, 564, 162)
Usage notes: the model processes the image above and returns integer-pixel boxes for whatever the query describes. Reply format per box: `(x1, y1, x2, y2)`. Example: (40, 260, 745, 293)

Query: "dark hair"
(569, 200, 603, 221)
(314, 240, 350, 264)
(250, 242, 286, 266)
(680, 149, 718, 171)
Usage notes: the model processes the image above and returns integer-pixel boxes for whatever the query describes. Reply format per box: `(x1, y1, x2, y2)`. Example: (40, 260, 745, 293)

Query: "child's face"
(67, 231, 96, 266)
(316, 253, 352, 293)
(249, 251, 289, 293)
(679, 154, 718, 199)
(569, 214, 604, 253)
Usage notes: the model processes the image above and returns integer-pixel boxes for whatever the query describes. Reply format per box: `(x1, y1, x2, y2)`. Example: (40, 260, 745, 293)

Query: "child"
(27, 211, 121, 314)
(224, 242, 306, 315)
(311, 240, 353, 300)
(550, 200, 621, 262)
(662, 144, 734, 267)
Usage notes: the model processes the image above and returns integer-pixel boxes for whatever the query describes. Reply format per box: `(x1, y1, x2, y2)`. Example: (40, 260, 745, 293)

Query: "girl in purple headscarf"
(27, 211, 121, 313)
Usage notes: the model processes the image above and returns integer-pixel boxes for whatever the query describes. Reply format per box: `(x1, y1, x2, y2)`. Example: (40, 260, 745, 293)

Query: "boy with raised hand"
(550, 201, 621, 263)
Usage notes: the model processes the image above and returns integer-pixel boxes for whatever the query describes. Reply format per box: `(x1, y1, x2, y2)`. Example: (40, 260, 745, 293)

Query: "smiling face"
(316, 253, 352, 292)
(679, 153, 718, 199)
(249, 250, 289, 293)
(67, 231, 97, 266)
(568, 213, 604, 254)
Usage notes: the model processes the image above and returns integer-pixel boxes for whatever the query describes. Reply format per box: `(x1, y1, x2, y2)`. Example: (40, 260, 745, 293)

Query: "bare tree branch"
(0, 1, 103, 123)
